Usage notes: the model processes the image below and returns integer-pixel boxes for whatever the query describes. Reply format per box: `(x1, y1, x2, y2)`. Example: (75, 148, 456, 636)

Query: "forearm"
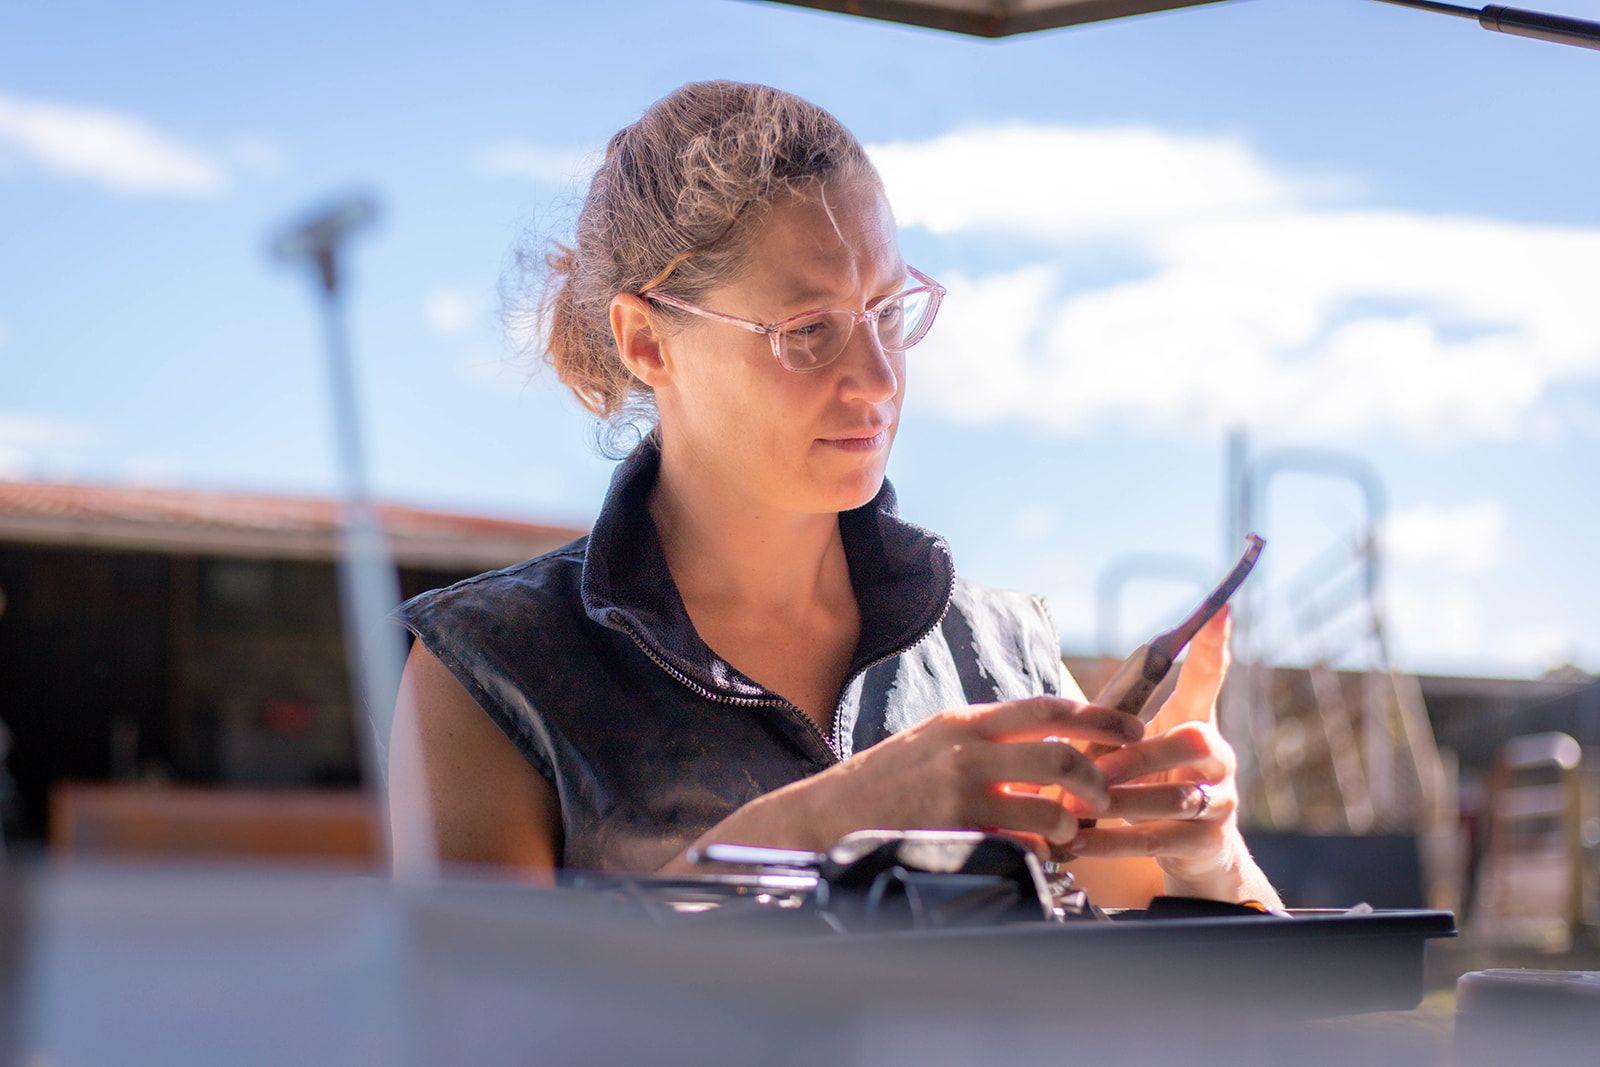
(655, 776, 842, 877)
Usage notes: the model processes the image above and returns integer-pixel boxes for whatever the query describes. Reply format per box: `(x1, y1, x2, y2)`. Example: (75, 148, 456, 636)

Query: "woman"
(387, 80, 1281, 909)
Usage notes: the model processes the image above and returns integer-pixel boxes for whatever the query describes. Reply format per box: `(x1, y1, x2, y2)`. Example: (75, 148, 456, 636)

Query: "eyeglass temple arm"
(641, 290, 773, 336)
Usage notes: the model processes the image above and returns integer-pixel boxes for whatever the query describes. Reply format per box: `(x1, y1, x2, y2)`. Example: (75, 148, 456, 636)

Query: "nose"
(835, 319, 899, 405)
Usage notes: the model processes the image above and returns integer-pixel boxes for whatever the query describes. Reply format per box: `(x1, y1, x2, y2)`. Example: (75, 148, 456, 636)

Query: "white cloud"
(0, 413, 95, 478)
(1384, 580, 1589, 678)
(869, 122, 1600, 441)
(0, 92, 227, 196)
(1383, 501, 1507, 573)
(1385, 582, 1486, 671)
(869, 122, 1332, 240)
(477, 141, 604, 185)
(1501, 624, 1577, 672)
(0, 417, 185, 486)
(424, 287, 484, 335)
(911, 263, 1058, 424)
(0, 414, 91, 450)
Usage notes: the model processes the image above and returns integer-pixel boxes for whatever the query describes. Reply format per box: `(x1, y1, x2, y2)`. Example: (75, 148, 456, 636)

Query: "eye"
(786, 313, 839, 338)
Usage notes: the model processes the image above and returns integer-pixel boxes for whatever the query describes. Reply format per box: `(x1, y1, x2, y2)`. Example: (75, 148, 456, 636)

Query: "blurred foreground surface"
(1, 850, 1471, 1067)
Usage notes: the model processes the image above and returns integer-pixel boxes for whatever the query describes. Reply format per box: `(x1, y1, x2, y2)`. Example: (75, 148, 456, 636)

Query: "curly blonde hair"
(503, 80, 882, 457)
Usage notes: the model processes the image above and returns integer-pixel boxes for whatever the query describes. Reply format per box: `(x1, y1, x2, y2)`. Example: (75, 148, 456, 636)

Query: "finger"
(1003, 781, 1106, 818)
(1066, 819, 1217, 859)
(1078, 738, 1121, 764)
(1160, 606, 1232, 727)
(1094, 724, 1229, 786)
(1103, 781, 1236, 823)
(981, 739, 1110, 809)
(1029, 782, 1106, 817)
(970, 789, 1080, 846)
(979, 742, 1107, 809)
(963, 696, 1143, 747)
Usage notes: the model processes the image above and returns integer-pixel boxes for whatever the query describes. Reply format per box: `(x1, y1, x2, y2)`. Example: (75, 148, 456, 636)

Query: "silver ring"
(1190, 782, 1213, 821)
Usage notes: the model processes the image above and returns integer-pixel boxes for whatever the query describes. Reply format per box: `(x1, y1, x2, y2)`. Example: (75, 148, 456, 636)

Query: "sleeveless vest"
(388, 433, 1081, 872)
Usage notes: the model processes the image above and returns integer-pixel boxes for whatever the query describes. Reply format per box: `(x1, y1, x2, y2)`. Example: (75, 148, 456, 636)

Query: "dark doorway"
(0, 546, 170, 841)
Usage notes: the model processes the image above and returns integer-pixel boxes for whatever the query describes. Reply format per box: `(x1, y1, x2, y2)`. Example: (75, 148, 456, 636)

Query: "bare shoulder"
(388, 638, 562, 881)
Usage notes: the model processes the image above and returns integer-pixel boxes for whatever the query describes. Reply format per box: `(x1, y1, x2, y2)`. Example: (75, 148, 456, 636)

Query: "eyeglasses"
(637, 264, 946, 373)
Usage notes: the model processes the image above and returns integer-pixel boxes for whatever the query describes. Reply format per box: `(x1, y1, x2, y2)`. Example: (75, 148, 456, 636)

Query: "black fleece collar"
(579, 429, 955, 700)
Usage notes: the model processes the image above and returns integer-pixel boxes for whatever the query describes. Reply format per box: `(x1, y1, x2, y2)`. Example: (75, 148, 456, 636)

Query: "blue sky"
(2, 0, 1596, 678)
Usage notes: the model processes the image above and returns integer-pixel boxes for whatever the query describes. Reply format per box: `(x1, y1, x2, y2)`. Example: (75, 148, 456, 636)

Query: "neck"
(647, 434, 853, 617)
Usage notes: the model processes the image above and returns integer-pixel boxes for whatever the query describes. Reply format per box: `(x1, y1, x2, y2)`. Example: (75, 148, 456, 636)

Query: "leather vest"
(389, 432, 1081, 872)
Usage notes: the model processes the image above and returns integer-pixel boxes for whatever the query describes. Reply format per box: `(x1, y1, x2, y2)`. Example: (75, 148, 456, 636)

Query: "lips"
(822, 425, 890, 442)
(818, 425, 890, 453)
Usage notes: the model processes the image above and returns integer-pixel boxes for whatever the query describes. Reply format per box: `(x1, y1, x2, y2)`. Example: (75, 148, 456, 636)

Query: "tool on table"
(688, 830, 1070, 929)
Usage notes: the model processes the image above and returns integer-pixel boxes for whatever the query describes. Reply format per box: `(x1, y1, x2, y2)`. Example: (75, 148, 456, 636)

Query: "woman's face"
(654, 179, 907, 516)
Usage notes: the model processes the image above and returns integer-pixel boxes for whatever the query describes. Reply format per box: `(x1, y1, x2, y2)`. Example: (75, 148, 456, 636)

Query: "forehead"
(746, 183, 904, 300)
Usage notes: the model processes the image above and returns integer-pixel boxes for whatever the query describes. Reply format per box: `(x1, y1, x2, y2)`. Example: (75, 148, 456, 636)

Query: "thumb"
(1156, 605, 1232, 728)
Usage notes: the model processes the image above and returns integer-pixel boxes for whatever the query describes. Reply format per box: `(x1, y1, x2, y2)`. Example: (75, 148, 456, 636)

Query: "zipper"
(828, 545, 958, 759)
(619, 619, 841, 764)
(618, 544, 959, 767)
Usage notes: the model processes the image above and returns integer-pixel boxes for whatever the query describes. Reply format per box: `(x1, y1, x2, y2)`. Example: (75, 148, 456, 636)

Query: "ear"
(609, 292, 673, 392)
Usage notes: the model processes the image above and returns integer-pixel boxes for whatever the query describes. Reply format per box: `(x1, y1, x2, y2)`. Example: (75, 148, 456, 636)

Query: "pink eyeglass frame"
(637, 264, 947, 371)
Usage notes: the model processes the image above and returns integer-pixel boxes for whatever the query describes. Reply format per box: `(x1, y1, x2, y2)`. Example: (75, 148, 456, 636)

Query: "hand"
(1066, 607, 1250, 893)
(801, 695, 1145, 857)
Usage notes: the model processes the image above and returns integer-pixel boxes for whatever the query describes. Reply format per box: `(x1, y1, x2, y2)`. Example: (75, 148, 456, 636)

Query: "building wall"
(0, 543, 479, 844)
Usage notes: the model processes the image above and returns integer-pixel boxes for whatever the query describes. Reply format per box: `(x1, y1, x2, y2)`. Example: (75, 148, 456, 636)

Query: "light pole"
(270, 192, 438, 880)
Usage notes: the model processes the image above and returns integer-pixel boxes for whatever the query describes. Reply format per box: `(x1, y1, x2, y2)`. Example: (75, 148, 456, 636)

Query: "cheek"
(679, 341, 761, 422)
(677, 342, 797, 463)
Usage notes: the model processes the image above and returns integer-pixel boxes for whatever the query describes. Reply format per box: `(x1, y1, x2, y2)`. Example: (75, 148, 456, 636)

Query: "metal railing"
(1222, 433, 1461, 910)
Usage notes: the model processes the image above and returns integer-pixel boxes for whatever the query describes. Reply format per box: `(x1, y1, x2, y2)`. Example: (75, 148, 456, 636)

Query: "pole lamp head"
(269, 191, 381, 294)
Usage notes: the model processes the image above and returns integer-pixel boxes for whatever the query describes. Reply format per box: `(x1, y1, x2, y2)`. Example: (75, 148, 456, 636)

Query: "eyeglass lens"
(778, 287, 937, 370)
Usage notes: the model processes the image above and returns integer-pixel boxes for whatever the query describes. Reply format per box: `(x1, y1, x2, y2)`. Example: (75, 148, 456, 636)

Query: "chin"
(815, 454, 888, 513)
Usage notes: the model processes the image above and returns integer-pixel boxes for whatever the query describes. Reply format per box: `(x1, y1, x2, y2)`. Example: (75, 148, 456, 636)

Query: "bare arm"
(656, 696, 1144, 882)
(388, 640, 562, 883)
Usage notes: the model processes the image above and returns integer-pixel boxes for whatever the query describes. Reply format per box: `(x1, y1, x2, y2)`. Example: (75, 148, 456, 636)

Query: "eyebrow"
(782, 259, 910, 309)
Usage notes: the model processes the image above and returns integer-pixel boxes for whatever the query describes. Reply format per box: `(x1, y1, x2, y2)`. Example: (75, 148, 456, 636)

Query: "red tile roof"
(0, 479, 588, 568)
